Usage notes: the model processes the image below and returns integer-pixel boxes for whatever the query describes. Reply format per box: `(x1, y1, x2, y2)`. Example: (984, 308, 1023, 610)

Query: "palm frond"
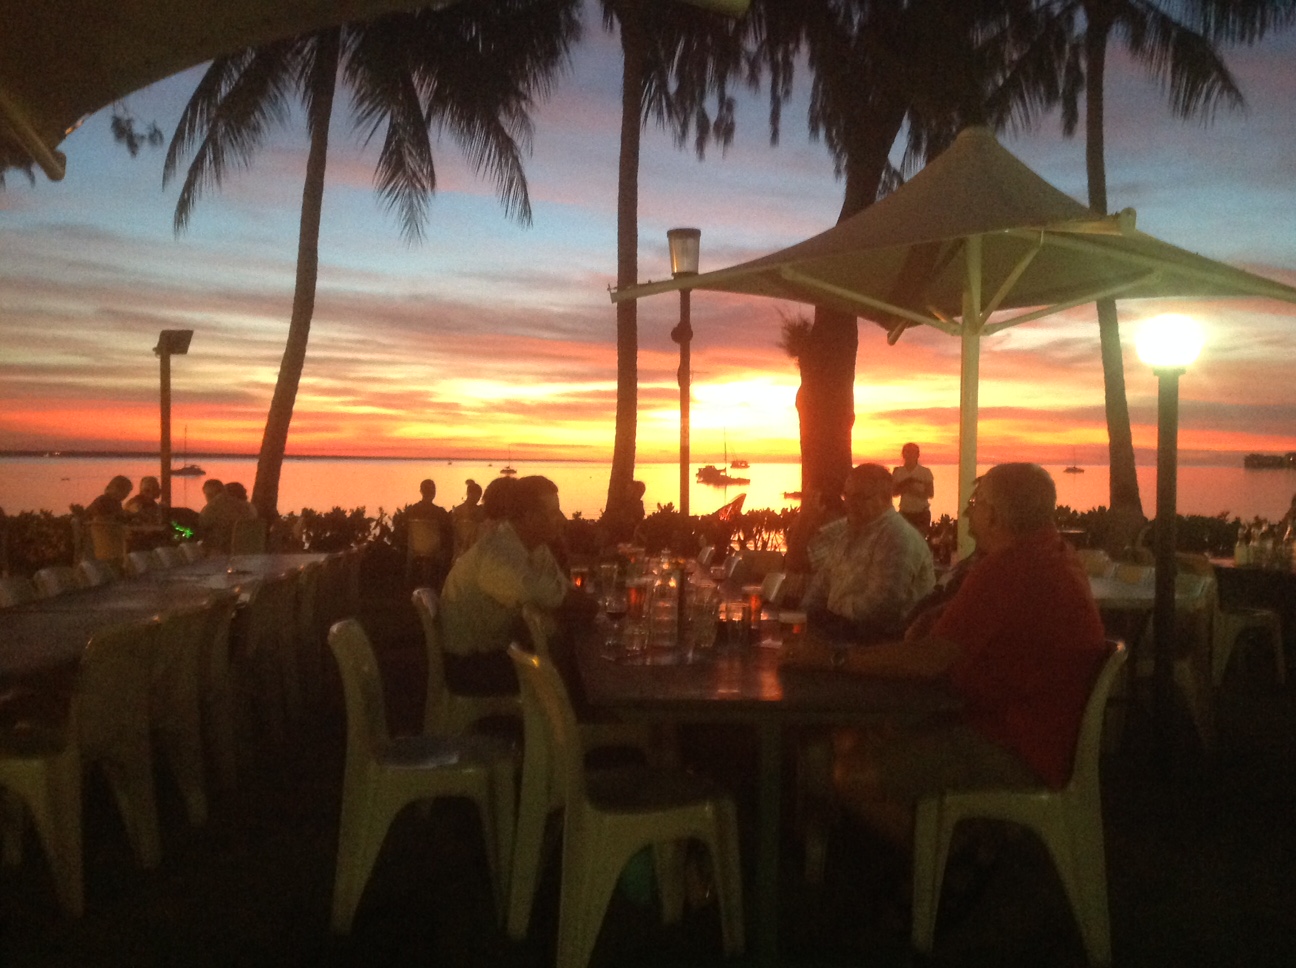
(1118, 2, 1244, 120)
(166, 41, 302, 233)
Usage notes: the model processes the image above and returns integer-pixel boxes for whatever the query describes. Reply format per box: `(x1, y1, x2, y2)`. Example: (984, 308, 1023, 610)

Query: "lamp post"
(668, 228, 700, 519)
(1135, 314, 1204, 748)
(154, 329, 194, 509)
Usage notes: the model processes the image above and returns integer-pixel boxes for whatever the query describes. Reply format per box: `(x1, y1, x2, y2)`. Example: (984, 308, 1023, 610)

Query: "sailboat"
(1063, 448, 1084, 474)
(724, 429, 749, 469)
(172, 426, 204, 476)
(499, 447, 517, 476)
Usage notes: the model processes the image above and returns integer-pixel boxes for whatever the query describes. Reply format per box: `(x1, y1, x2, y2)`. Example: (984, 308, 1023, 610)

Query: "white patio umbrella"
(613, 126, 1296, 550)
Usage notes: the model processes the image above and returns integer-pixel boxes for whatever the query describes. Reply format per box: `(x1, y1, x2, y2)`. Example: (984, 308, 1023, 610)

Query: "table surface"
(0, 553, 328, 680)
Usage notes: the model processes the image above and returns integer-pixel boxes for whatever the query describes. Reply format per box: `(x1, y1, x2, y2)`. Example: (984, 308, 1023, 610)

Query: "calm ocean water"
(1, 455, 1293, 523)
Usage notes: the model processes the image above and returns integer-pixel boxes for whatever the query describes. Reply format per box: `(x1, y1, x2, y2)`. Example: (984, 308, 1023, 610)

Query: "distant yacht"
(172, 426, 204, 476)
(697, 464, 750, 487)
(499, 448, 517, 476)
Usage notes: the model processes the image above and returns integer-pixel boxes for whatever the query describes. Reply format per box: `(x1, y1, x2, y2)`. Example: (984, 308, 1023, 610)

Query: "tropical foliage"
(164, 0, 581, 519)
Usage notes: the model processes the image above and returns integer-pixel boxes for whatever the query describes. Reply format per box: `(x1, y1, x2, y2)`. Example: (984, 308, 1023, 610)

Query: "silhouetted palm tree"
(1037, 0, 1296, 547)
(753, 0, 1062, 496)
(601, 0, 749, 517)
(165, 1, 580, 518)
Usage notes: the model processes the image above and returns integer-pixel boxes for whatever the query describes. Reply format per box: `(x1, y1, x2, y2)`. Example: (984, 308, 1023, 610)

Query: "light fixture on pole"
(1135, 313, 1203, 748)
(668, 227, 700, 519)
(154, 329, 194, 509)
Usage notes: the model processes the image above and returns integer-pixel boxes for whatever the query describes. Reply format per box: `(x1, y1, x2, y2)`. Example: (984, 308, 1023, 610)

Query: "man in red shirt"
(825, 462, 1108, 847)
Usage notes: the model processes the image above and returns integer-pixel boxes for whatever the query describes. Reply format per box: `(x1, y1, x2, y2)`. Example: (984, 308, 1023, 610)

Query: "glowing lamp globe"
(667, 228, 701, 277)
(1136, 315, 1204, 370)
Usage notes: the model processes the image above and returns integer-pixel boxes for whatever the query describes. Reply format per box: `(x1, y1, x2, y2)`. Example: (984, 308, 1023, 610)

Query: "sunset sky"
(3, 4, 1295, 470)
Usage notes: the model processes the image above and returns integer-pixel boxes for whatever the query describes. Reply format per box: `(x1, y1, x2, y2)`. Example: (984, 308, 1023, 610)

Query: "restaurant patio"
(4, 567, 1294, 968)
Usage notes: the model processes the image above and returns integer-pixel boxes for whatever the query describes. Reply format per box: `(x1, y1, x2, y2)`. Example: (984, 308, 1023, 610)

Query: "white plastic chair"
(505, 644, 744, 965)
(32, 566, 78, 599)
(1136, 574, 1215, 750)
(178, 542, 205, 564)
(759, 571, 786, 608)
(124, 550, 153, 576)
(235, 572, 300, 741)
(411, 588, 518, 737)
(76, 559, 118, 588)
(327, 619, 516, 933)
(151, 604, 212, 826)
(152, 546, 185, 569)
(911, 642, 1127, 967)
(1176, 555, 1285, 686)
(696, 545, 716, 568)
(198, 592, 241, 795)
(0, 693, 83, 916)
(79, 617, 165, 868)
(87, 519, 126, 564)
(1076, 548, 1115, 578)
(0, 576, 36, 608)
(229, 518, 267, 555)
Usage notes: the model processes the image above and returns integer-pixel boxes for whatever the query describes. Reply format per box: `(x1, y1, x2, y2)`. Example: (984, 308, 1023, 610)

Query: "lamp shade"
(667, 228, 701, 277)
(1136, 315, 1203, 370)
(155, 329, 194, 355)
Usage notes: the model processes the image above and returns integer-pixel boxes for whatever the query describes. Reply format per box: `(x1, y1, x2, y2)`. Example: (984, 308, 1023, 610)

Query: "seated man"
(439, 475, 583, 695)
(125, 475, 166, 526)
(198, 479, 255, 553)
(801, 463, 935, 642)
(826, 463, 1109, 848)
(86, 475, 133, 521)
(450, 479, 487, 561)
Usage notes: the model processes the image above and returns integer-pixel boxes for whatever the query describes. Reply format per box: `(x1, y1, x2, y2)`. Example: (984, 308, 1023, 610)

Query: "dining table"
(573, 624, 962, 966)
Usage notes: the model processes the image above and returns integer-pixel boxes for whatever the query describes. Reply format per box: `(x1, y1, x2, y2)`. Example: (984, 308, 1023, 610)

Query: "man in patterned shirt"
(801, 463, 935, 642)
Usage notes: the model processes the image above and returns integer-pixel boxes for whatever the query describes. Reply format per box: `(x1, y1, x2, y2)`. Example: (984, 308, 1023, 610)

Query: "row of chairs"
(0, 547, 363, 918)
(0, 544, 210, 609)
(1081, 550, 1285, 750)
(326, 590, 745, 968)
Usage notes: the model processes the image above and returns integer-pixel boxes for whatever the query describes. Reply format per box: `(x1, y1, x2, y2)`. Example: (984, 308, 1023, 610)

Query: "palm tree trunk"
(606, 9, 645, 516)
(798, 115, 899, 496)
(1084, 10, 1145, 551)
(252, 30, 339, 520)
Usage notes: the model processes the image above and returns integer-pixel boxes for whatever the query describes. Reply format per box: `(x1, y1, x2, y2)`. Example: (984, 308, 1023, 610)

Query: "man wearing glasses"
(801, 463, 936, 643)
(826, 463, 1107, 847)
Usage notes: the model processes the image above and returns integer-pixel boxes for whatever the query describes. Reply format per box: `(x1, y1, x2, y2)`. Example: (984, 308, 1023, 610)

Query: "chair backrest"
(1065, 641, 1127, 797)
(125, 550, 153, 576)
(179, 542, 205, 564)
(79, 616, 161, 759)
(296, 560, 322, 647)
(152, 546, 185, 569)
(521, 602, 554, 659)
(88, 519, 126, 562)
(76, 558, 118, 588)
(329, 619, 391, 771)
(696, 545, 716, 568)
(411, 587, 451, 732)
(759, 571, 786, 607)
(0, 575, 36, 607)
(1076, 548, 1115, 578)
(242, 573, 298, 655)
(1113, 563, 1153, 586)
(408, 517, 444, 558)
(508, 643, 584, 809)
(230, 518, 268, 555)
(33, 565, 79, 599)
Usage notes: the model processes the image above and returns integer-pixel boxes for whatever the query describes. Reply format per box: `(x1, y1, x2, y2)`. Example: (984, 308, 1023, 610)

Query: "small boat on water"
(172, 463, 205, 477)
(499, 448, 517, 476)
(1063, 449, 1084, 474)
(697, 464, 750, 487)
(730, 458, 750, 469)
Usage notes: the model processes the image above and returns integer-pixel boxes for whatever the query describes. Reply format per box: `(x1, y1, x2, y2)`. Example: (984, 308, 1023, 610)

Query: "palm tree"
(753, 0, 1063, 496)
(601, 0, 750, 518)
(165, 0, 581, 518)
(1038, 0, 1296, 548)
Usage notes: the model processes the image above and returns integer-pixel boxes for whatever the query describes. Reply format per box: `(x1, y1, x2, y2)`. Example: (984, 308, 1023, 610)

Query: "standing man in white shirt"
(893, 442, 935, 534)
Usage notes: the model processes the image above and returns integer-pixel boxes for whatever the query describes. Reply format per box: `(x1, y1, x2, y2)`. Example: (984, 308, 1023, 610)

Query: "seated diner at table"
(86, 475, 133, 521)
(439, 475, 586, 695)
(809, 462, 1108, 851)
(198, 479, 256, 553)
(800, 463, 935, 643)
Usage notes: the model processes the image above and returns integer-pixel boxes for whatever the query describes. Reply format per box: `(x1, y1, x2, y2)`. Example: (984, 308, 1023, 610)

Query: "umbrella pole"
(957, 238, 984, 559)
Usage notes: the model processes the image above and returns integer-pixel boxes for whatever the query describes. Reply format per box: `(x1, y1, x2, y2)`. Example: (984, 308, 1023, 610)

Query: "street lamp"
(1135, 313, 1204, 747)
(668, 227, 700, 518)
(154, 329, 194, 509)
